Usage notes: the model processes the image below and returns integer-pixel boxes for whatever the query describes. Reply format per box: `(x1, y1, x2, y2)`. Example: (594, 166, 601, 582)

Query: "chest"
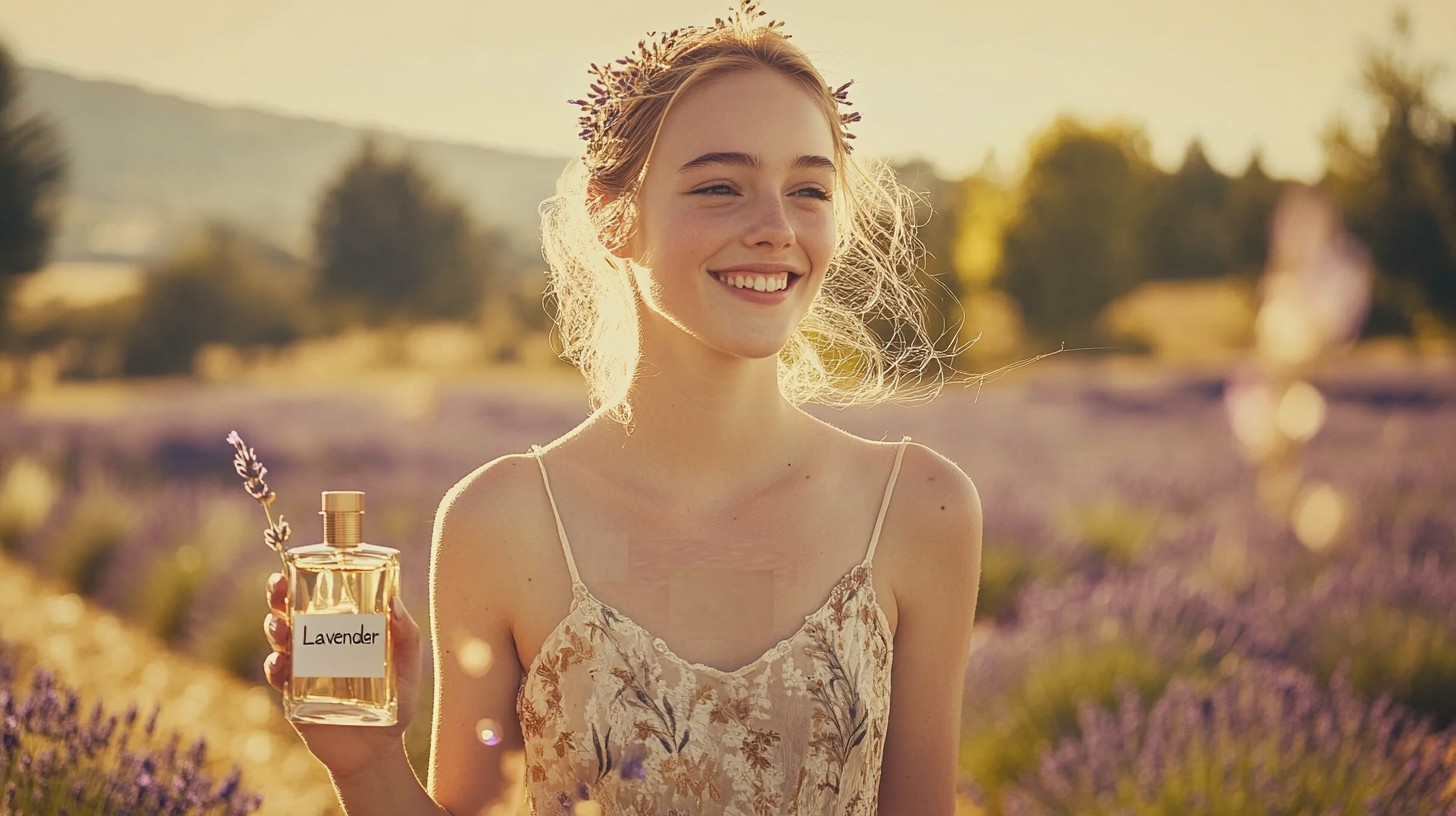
(515, 565, 894, 814)
(512, 465, 899, 676)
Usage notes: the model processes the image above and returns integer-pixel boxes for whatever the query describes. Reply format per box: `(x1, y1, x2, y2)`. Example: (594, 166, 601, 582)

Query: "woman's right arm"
(264, 456, 535, 816)
(425, 457, 539, 815)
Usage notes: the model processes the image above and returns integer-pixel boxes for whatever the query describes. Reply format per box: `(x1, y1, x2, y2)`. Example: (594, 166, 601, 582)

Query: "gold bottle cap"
(321, 491, 365, 547)
(321, 491, 365, 513)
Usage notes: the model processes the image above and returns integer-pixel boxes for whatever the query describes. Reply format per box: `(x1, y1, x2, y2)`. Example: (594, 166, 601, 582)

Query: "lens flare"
(1292, 482, 1346, 551)
(476, 718, 503, 747)
(455, 636, 494, 678)
(1276, 381, 1327, 442)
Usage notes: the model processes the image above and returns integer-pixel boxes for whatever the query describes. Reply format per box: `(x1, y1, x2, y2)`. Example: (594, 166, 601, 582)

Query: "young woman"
(263, 4, 982, 813)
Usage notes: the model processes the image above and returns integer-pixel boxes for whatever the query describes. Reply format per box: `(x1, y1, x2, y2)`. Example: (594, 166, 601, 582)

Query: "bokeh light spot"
(455, 637, 494, 678)
(1276, 381, 1327, 442)
(1257, 299, 1320, 366)
(175, 543, 202, 573)
(476, 718, 503, 747)
(1292, 482, 1345, 551)
(1224, 370, 1277, 459)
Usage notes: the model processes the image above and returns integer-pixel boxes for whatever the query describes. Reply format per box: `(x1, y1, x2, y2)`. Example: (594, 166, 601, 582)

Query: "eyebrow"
(677, 151, 836, 173)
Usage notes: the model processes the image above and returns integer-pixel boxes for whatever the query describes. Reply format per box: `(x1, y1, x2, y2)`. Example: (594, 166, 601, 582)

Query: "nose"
(742, 195, 795, 250)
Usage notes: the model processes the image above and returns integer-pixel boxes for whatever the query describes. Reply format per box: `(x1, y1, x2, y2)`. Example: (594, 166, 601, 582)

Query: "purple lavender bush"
(1285, 552, 1456, 729)
(1001, 662, 1456, 816)
(959, 568, 1293, 811)
(0, 644, 263, 815)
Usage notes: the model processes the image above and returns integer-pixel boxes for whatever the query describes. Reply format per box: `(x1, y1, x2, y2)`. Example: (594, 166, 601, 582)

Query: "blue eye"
(691, 184, 737, 196)
(793, 187, 832, 201)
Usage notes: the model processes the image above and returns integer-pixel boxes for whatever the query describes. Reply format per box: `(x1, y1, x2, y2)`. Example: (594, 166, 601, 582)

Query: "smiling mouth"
(710, 271, 798, 293)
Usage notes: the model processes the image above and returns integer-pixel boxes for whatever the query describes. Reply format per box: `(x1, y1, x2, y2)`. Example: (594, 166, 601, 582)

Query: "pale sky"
(2, 0, 1453, 181)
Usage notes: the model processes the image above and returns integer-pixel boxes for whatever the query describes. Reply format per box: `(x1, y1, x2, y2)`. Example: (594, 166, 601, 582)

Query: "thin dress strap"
(530, 445, 583, 587)
(864, 436, 912, 566)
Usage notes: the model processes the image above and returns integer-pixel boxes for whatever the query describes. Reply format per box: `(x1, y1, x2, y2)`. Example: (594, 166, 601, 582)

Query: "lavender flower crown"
(568, 0, 861, 178)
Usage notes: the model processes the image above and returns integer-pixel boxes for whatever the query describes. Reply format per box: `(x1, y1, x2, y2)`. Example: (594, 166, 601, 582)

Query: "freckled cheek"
(639, 213, 719, 268)
(795, 218, 837, 275)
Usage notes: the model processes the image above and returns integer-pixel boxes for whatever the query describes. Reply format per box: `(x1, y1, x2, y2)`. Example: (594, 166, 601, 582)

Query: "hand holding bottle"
(263, 572, 425, 779)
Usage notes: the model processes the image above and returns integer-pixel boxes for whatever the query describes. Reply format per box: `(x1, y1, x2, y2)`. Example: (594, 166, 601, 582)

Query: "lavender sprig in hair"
(225, 431, 290, 562)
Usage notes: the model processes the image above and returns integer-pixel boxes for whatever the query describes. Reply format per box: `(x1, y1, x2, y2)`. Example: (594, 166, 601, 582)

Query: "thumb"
(390, 596, 422, 669)
(388, 596, 423, 729)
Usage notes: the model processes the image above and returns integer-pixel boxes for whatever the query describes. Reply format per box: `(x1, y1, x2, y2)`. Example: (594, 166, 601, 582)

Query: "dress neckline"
(521, 561, 890, 684)
(521, 438, 909, 683)
(579, 561, 885, 680)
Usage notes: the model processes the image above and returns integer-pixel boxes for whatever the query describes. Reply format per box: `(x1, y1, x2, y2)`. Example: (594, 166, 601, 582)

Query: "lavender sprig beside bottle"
(225, 431, 290, 564)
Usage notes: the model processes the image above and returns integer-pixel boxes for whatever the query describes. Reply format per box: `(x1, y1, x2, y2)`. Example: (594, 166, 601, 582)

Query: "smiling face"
(625, 68, 839, 362)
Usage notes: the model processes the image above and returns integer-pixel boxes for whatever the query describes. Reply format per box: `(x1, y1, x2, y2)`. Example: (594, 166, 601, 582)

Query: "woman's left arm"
(876, 445, 983, 815)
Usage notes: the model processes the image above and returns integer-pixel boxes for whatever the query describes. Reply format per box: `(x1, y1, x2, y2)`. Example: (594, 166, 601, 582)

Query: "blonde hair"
(540, 18, 957, 424)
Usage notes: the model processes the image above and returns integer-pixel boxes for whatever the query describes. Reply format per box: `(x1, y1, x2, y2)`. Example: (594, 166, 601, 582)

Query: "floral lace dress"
(515, 439, 909, 816)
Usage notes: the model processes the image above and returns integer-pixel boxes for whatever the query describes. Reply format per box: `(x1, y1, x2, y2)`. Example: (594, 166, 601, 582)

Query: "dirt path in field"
(0, 553, 342, 816)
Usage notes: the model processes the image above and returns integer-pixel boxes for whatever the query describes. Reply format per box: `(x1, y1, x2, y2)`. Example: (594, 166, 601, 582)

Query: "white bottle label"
(292, 613, 387, 678)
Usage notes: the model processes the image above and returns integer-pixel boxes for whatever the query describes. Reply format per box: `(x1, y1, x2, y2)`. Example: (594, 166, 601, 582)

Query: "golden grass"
(11, 262, 144, 311)
(0, 553, 342, 816)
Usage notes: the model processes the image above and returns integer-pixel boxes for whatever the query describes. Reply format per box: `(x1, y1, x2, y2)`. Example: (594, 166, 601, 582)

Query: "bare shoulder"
(435, 451, 547, 538)
(895, 441, 982, 539)
(430, 451, 552, 617)
(877, 440, 983, 603)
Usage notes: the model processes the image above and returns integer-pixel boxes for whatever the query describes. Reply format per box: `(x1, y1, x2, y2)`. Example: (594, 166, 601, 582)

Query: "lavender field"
(1, 357, 1454, 813)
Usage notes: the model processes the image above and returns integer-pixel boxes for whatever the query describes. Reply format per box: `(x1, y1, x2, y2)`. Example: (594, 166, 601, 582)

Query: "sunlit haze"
(2, 0, 1453, 180)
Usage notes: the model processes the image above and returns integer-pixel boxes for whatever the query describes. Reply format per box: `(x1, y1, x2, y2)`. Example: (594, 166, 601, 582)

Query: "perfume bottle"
(285, 490, 400, 726)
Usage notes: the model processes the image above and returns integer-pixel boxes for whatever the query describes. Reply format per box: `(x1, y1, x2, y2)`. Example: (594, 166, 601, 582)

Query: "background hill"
(18, 66, 566, 262)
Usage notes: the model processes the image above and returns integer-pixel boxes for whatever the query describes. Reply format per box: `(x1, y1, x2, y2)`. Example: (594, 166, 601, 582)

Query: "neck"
(585, 323, 815, 505)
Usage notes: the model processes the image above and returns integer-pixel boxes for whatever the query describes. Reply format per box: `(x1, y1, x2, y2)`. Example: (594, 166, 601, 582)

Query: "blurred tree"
(1324, 11, 1456, 335)
(891, 159, 968, 357)
(312, 137, 488, 325)
(0, 41, 67, 343)
(1223, 152, 1284, 278)
(953, 160, 1028, 366)
(1143, 141, 1232, 280)
(954, 162, 1014, 290)
(1000, 117, 1157, 346)
(121, 224, 308, 376)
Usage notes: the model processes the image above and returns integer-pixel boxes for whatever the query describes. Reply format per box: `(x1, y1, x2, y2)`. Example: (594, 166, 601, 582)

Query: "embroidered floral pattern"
(516, 564, 892, 815)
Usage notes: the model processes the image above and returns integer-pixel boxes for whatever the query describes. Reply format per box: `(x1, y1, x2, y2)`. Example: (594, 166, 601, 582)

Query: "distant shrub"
(120, 223, 309, 377)
(0, 458, 58, 553)
(975, 539, 1068, 624)
(1001, 662, 1456, 816)
(198, 580, 271, 682)
(1288, 553, 1456, 729)
(0, 645, 262, 814)
(132, 495, 248, 646)
(960, 570, 1290, 812)
(1058, 496, 1161, 571)
(48, 484, 134, 597)
(135, 543, 214, 646)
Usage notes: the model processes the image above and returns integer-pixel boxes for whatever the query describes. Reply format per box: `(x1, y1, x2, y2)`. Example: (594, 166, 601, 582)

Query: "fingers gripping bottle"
(285, 491, 400, 725)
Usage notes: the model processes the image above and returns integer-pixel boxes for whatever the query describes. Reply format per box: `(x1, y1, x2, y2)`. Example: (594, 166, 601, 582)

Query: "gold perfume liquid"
(285, 490, 400, 726)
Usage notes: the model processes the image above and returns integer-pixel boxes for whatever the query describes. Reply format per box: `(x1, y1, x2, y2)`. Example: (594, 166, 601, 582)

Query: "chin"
(714, 334, 794, 362)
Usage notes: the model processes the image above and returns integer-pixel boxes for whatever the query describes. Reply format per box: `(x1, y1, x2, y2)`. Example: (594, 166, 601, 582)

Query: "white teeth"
(715, 272, 791, 292)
